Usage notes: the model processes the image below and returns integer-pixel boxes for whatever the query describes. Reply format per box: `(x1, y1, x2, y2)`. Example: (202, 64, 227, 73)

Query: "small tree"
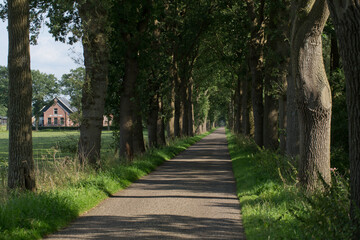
(32, 70, 59, 130)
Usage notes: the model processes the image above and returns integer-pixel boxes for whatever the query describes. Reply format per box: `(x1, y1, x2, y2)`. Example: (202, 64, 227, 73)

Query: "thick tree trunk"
(148, 94, 158, 148)
(78, 1, 109, 167)
(286, 63, 300, 157)
(7, 0, 36, 191)
(119, 51, 137, 160)
(326, 1, 360, 235)
(291, 0, 331, 191)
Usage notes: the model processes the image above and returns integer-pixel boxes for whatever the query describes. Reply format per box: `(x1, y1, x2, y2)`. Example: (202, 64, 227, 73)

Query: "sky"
(0, 7, 83, 79)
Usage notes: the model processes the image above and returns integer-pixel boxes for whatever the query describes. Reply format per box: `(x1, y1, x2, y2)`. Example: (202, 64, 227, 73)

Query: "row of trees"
(222, 0, 360, 235)
(2, 0, 360, 236)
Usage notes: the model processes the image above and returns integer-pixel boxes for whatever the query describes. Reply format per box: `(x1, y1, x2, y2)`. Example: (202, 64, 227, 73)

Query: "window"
(48, 118, 51, 125)
(54, 118, 58, 125)
(60, 118, 65, 125)
(54, 108, 58, 115)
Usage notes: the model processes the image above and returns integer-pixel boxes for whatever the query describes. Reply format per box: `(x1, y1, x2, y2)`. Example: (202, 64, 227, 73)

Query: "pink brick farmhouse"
(36, 97, 112, 127)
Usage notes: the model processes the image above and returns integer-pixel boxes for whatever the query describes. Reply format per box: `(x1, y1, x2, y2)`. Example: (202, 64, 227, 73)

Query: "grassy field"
(0, 130, 114, 163)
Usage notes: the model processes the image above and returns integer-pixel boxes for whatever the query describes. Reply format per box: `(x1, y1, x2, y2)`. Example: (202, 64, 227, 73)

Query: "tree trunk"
(286, 63, 300, 157)
(234, 78, 243, 134)
(263, 86, 279, 150)
(187, 78, 195, 137)
(326, 1, 360, 235)
(119, 51, 136, 160)
(174, 59, 183, 137)
(246, 0, 265, 147)
(7, 0, 36, 191)
(148, 93, 158, 148)
(132, 94, 145, 154)
(279, 92, 287, 153)
(242, 78, 251, 136)
(168, 61, 176, 139)
(291, 0, 331, 191)
(181, 76, 189, 136)
(157, 96, 166, 146)
(78, 1, 109, 168)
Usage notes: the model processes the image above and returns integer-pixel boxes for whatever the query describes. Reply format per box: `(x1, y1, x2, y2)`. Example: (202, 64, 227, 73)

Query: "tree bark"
(279, 91, 287, 153)
(132, 95, 145, 154)
(326, 0, 360, 235)
(8, 0, 36, 191)
(234, 78, 243, 134)
(246, 0, 265, 147)
(119, 50, 136, 160)
(78, 1, 109, 168)
(263, 86, 279, 150)
(157, 96, 166, 146)
(187, 78, 195, 137)
(286, 62, 300, 157)
(242, 78, 251, 136)
(147, 93, 158, 148)
(167, 58, 176, 139)
(174, 58, 183, 137)
(291, 0, 331, 191)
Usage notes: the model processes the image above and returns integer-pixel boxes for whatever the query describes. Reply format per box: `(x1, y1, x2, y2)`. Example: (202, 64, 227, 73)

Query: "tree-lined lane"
(46, 128, 245, 239)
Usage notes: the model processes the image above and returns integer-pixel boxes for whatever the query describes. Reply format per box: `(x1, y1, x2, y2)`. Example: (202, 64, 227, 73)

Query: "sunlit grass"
(226, 129, 354, 240)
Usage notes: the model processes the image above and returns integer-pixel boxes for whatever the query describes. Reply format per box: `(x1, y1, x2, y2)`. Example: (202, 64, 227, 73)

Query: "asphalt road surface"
(46, 127, 246, 239)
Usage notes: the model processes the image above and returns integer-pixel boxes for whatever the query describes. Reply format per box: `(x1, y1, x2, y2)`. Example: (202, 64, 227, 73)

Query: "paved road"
(46, 128, 245, 239)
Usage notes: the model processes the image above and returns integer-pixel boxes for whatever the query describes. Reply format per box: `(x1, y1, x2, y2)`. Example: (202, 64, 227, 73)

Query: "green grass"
(226, 129, 354, 240)
(0, 130, 116, 163)
(0, 130, 212, 240)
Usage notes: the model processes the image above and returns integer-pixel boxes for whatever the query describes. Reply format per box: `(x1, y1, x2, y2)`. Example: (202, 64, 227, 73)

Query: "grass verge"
(226, 129, 355, 240)
(0, 130, 213, 240)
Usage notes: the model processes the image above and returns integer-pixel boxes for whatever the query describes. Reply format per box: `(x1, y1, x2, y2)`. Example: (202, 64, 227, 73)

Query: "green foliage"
(0, 131, 211, 239)
(32, 70, 59, 125)
(289, 172, 355, 240)
(227, 130, 355, 240)
(0, 66, 8, 116)
(60, 67, 84, 111)
(329, 69, 348, 173)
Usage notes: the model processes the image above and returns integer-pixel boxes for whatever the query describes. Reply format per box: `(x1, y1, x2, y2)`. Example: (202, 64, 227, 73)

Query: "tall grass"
(0, 130, 212, 240)
(226, 129, 355, 239)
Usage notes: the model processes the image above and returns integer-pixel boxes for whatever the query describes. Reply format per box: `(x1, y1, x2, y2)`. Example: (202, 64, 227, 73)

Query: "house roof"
(41, 97, 78, 114)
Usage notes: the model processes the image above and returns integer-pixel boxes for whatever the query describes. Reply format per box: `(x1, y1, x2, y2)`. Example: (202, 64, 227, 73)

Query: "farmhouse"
(40, 97, 77, 127)
(36, 97, 112, 127)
